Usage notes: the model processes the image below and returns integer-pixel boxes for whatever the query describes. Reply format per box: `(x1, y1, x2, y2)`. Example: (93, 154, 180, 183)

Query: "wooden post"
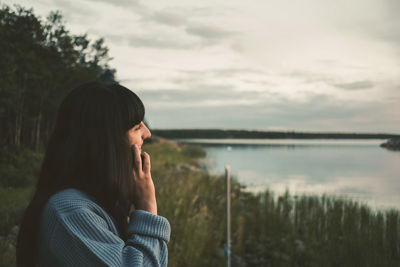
(225, 164, 231, 267)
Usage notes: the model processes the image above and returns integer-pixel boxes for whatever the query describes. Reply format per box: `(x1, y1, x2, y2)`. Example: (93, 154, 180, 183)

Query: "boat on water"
(380, 138, 400, 151)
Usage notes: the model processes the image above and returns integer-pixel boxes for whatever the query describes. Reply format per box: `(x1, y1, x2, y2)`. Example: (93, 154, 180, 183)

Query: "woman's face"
(127, 122, 151, 149)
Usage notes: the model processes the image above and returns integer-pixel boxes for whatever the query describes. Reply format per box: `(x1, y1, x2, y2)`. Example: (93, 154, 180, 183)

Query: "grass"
(0, 187, 34, 236)
(0, 142, 399, 267)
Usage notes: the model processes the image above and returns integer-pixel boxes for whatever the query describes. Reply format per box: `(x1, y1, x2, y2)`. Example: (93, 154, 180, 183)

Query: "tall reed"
(1, 143, 399, 267)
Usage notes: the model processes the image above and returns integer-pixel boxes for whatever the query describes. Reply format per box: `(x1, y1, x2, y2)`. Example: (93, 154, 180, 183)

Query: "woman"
(16, 82, 170, 266)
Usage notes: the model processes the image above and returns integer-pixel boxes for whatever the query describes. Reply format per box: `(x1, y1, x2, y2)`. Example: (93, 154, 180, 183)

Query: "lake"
(177, 139, 400, 210)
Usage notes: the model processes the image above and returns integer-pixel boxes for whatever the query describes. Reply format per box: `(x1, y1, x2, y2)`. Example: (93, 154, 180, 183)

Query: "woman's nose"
(143, 124, 151, 139)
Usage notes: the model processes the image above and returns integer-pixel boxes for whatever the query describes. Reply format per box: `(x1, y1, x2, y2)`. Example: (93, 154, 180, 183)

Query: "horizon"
(151, 128, 400, 135)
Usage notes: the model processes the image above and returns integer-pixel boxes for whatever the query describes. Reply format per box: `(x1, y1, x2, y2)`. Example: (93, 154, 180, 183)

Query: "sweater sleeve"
(47, 208, 170, 267)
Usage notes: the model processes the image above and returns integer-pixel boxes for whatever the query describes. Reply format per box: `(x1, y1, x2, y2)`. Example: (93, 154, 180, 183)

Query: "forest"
(0, 4, 115, 151)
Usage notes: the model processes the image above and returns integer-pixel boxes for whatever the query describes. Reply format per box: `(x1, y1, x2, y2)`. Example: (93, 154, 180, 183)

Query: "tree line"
(152, 129, 400, 140)
(0, 4, 115, 151)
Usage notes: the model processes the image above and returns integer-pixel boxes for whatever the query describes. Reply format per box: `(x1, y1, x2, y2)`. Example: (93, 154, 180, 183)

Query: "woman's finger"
(132, 144, 142, 172)
(142, 152, 151, 173)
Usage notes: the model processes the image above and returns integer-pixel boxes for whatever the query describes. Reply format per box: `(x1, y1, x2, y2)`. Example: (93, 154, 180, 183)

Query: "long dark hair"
(16, 82, 145, 267)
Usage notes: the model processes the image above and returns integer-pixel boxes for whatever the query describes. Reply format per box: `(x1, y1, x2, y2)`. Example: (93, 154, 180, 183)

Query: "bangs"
(111, 84, 145, 131)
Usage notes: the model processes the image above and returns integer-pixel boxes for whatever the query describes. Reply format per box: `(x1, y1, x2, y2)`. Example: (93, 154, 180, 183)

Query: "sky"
(4, 0, 400, 132)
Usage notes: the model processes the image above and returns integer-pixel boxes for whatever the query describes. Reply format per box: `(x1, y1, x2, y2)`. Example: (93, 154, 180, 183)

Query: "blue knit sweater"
(35, 188, 170, 266)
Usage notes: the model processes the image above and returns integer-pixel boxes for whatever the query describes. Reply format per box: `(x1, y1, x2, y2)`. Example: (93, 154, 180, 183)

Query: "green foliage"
(0, 4, 115, 150)
(0, 147, 42, 187)
(181, 145, 206, 158)
(0, 142, 400, 267)
(144, 142, 205, 169)
(147, 142, 226, 266)
(0, 187, 34, 236)
(146, 142, 400, 267)
(235, 192, 400, 267)
(0, 236, 17, 267)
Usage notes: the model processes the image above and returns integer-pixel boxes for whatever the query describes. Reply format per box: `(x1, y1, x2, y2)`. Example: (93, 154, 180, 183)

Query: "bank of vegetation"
(152, 129, 400, 140)
(1, 4, 399, 267)
(1, 142, 400, 266)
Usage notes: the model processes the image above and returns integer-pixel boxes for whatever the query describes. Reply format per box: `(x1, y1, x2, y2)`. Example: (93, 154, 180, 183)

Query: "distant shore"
(152, 129, 400, 140)
(170, 138, 383, 147)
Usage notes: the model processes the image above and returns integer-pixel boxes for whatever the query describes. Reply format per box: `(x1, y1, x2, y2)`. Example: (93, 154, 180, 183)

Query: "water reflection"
(197, 140, 400, 210)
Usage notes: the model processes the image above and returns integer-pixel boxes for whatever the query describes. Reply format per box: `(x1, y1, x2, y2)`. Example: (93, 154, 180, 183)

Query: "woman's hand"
(131, 144, 157, 215)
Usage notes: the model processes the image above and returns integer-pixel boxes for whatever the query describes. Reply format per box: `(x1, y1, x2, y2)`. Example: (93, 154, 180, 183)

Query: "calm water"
(178, 139, 400, 210)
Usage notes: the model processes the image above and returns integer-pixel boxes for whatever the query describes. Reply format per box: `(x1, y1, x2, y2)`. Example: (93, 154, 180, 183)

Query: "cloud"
(18, 0, 399, 132)
(137, 85, 270, 107)
(91, 3, 239, 50)
(83, 0, 141, 8)
(105, 29, 200, 49)
(333, 80, 375, 90)
(286, 70, 377, 91)
(179, 67, 265, 79)
(126, 35, 196, 49)
(122, 66, 272, 99)
(376, 0, 400, 44)
(128, 4, 240, 47)
(346, 0, 400, 48)
(140, 88, 400, 133)
(286, 70, 328, 84)
(151, 10, 187, 26)
(185, 24, 237, 40)
(51, 0, 96, 19)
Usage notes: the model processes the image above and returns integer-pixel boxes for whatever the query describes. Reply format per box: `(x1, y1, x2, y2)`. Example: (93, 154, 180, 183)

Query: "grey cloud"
(82, 1, 239, 48)
(146, 6, 233, 27)
(365, 25, 400, 46)
(171, 77, 207, 86)
(141, 88, 400, 133)
(83, 0, 141, 8)
(127, 35, 195, 49)
(384, 96, 400, 103)
(123, 67, 268, 88)
(149, 9, 241, 47)
(136, 81, 292, 122)
(317, 59, 336, 65)
(333, 80, 375, 90)
(185, 24, 237, 40)
(176, 6, 234, 18)
(377, 0, 400, 44)
(83, 0, 150, 23)
(151, 11, 187, 26)
(272, 96, 367, 121)
(352, 0, 400, 46)
(165, 67, 270, 90)
(103, 34, 125, 44)
(231, 42, 245, 53)
(286, 70, 328, 84)
(137, 85, 269, 105)
(53, 0, 95, 18)
(104, 14, 237, 49)
(180, 67, 265, 79)
(105, 31, 198, 50)
(286, 71, 376, 91)
(241, 79, 274, 87)
(210, 68, 264, 76)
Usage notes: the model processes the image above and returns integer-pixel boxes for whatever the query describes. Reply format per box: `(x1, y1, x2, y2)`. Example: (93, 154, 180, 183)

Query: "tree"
(0, 4, 116, 150)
